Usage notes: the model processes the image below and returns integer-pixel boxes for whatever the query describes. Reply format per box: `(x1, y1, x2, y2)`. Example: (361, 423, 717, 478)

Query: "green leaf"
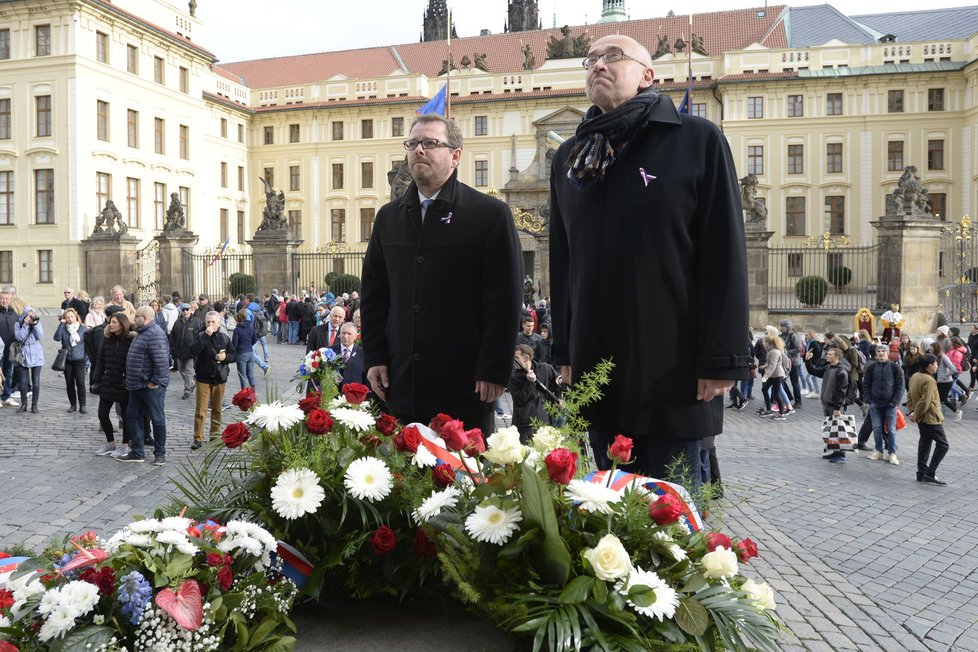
(675, 596, 710, 636)
(591, 578, 608, 605)
(247, 617, 280, 647)
(50, 625, 116, 652)
(164, 552, 195, 580)
(627, 585, 655, 608)
(558, 575, 594, 605)
(520, 465, 571, 586)
(10, 557, 46, 581)
(261, 636, 297, 652)
(681, 573, 708, 594)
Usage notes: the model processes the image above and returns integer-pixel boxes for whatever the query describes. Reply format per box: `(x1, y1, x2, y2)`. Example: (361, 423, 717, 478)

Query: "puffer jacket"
(948, 345, 968, 373)
(93, 329, 134, 403)
(54, 322, 89, 362)
(14, 308, 44, 368)
(861, 360, 903, 407)
(126, 321, 170, 390)
(231, 318, 258, 355)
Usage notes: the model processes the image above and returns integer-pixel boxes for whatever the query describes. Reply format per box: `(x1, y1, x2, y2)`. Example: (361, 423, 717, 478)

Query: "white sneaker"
(868, 451, 885, 461)
(955, 410, 963, 422)
(3, 397, 20, 407)
(111, 446, 130, 459)
(889, 453, 900, 465)
(94, 443, 117, 456)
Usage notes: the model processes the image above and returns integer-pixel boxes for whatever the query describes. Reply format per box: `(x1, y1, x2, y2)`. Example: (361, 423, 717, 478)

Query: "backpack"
(252, 309, 269, 337)
(847, 346, 865, 376)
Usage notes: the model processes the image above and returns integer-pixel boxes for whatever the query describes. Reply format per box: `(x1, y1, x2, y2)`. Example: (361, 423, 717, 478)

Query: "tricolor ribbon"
(273, 542, 314, 589)
(0, 556, 29, 574)
(583, 469, 703, 533)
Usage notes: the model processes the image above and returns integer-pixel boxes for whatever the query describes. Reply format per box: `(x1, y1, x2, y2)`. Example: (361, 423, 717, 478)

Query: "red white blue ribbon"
(583, 470, 703, 533)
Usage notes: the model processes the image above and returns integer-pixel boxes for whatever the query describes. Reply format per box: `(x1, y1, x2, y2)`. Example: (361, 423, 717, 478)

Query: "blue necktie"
(421, 198, 434, 221)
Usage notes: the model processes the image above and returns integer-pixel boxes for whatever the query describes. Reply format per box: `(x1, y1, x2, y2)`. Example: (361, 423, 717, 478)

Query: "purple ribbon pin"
(441, 212, 453, 224)
(639, 167, 656, 187)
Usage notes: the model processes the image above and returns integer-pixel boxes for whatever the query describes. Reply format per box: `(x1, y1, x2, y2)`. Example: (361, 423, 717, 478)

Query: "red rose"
(206, 552, 225, 567)
(429, 413, 452, 435)
(231, 386, 257, 411)
(298, 392, 322, 414)
(440, 419, 468, 451)
(735, 538, 759, 562)
(369, 526, 398, 555)
(544, 448, 578, 485)
(95, 567, 115, 596)
(217, 565, 234, 591)
(608, 434, 634, 464)
(342, 382, 371, 405)
(0, 640, 19, 652)
(0, 588, 14, 610)
(221, 422, 251, 449)
(463, 429, 486, 455)
(432, 463, 456, 488)
(648, 494, 684, 525)
(413, 528, 437, 557)
(705, 532, 733, 552)
(306, 409, 335, 435)
(375, 413, 398, 436)
(394, 425, 422, 453)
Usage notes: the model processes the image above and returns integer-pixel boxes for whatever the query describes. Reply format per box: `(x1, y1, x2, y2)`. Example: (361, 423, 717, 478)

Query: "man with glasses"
(362, 114, 522, 434)
(169, 303, 201, 399)
(549, 35, 749, 485)
(61, 287, 89, 322)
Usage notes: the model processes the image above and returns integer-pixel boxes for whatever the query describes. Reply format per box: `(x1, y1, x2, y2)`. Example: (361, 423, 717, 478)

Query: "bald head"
(585, 35, 655, 113)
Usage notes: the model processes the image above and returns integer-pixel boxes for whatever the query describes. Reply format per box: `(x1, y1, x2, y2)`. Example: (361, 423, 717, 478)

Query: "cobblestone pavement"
(2, 314, 976, 650)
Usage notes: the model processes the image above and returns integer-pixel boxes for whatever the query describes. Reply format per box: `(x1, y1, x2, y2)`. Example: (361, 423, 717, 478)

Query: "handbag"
(51, 348, 67, 372)
(821, 414, 856, 452)
(883, 409, 907, 433)
(8, 340, 24, 366)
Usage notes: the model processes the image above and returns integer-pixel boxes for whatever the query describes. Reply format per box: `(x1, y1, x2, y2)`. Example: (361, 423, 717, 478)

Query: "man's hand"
(833, 409, 842, 417)
(697, 378, 733, 401)
(148, 382, 158, 389)
(206, 323, 219, 335)
(908, 412, 916, 423)
(215, 350, 226, 362)
(475, 380, 505, 403)
(560, 365, 572, 385)
(367, 365, 389, 401)
(805, 351, 813, 360)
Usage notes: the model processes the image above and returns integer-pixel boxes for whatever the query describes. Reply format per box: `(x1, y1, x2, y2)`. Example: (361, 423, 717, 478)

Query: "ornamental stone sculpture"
(739, 174, 768, 224)
(256, 177, 289, 234)
(92, 199, 128, 235)
(162, 192, 186, 233)
(886, 165, 933, 218)
(546, 25, 590, 59)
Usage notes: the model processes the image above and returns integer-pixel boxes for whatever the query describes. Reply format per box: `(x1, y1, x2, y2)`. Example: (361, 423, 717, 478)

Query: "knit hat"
(937, 325, 950, 336)
(105, 305, 125, 317)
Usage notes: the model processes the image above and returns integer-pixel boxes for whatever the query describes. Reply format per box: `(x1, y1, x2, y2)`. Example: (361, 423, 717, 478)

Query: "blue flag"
(416, 84, 447, 115)
(678, 88, 691, 115)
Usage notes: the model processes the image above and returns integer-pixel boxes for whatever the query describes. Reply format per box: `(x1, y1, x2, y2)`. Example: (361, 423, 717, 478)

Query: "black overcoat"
(361, 171, 523, 424)
(549, 95, 750, 440)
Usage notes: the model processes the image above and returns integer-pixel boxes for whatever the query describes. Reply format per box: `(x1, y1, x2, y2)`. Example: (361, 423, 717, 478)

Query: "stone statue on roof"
(653, 34, 670, 59)
(474, 52, 489, 72)
(163, 192, 186, 233)
(674, 36, 686, 53)
(691, 33, 708, 56)
(521, 43, 536, 70)
(188, 0, 196, 17)
(547, 25, 589, 59)
(438, 55, 458, 76)
(460, 55, 471, 69)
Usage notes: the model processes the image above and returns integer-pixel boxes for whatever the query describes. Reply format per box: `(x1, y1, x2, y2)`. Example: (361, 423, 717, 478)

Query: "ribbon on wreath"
(583, 470, 704, 534)
(272, 542, 313, 589)
(0, 556, 29, 574)
(415, 423, 486, 483)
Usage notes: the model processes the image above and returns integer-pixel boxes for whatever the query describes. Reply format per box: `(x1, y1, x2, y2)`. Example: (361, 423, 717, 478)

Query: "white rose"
(531, 426, 564, 453)
(701, 546, 739, 579)
(585, 533, 634, 581)
(742, 579, 776, 610)
(482, 426, 527, 465)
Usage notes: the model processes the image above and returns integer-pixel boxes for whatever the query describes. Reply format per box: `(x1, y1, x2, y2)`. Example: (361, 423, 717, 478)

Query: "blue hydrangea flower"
(118, 570, 153, 625)
(320, 347, 337, 361)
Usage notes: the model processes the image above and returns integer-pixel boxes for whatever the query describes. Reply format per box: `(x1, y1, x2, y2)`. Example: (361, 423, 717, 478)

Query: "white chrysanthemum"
(159, 516, 193, 531)
(246, 401, 305, 432)
(332, 407, 376, 432)
(464, 504, 523, 545)
(156, 530, 191, 548)
(129, 518, 163, 533)
(565, 480, 623, 514)
(328, 395, 350, 409)
(412, 486, 460, 524)
(531, 425, 564, 453)
(616, 568, 679, 621)
(61, 581, 99, 618)
(38, 589, 60, 615)
(343, 456, 393, 502)
(271, 468, 326, 520)
(412, 445, 438, 468)
(653, 531, 688, 561)
(39, 603, 76, 642)
(125, 533, 155, 548)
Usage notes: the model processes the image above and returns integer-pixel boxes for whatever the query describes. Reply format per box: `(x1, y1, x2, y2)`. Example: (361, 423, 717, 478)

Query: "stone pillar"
(84, 232, 140, 299)
(248, 232, 303, 295)
(156, 230, 199, 299)
(744, 222, 774, 330)
(873, 217, 944, 333)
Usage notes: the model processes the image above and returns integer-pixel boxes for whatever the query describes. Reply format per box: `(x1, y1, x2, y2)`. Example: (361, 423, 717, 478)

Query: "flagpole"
(446, 6, 452, 119)
(687, 12, 693, 112)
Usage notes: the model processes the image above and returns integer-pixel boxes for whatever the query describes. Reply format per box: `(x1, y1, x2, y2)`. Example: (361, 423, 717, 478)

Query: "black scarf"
(566, 88, 661, 188)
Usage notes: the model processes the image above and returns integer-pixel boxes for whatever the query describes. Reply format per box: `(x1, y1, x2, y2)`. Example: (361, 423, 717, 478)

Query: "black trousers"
(916, 422, 949, 478)
(64, 359, 86, 407)
(98, 395, 131, 444)
(17, 365, 41, 407)
(589, 427, 703, 490)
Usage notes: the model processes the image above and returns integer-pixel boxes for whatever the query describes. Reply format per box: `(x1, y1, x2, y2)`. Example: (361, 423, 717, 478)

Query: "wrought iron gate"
(938, 216, 978, 323)
(135, 239, 160, 304)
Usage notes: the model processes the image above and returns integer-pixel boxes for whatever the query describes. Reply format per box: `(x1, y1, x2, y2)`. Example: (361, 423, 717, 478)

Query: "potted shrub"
(827, 265, 853, 291)
(795, 275, 828, 307)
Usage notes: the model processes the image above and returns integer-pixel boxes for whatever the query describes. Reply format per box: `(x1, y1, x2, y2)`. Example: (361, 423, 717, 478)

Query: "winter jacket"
(968, 332, 978, 361)
(761, 347, 786, 381)
(780, 320, 803, 364)
(125, 321, 170, 390)
(190, 330, 236, 385)
(508, 361, 558, 428)
(0, 304, 19, 347)
(516, 331, 542, 360)
(538, 336, 554, 367)
(161, 302, 179, 333)
(948, 346, 968, 373)
(819, 362, 850, 411)
(14, 308, 44, 368)
(936, 353, 957, 383)
(832, 335, 863, 382)
(908, 371, 943, 425)
(286, 299, 302, 322)
(169, 314, 202, 360)
(53, 322, 89, 362)
(231, 318, 258, 355)
(93, 329, 134, 403)
(861, 360, 904, 407)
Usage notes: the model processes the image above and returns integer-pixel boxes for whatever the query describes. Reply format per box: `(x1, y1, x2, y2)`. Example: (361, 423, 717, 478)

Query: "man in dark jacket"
(509, 343, 559, 442)
(189, 310, 236, 450)
(549, 35, 749, 482)
(362, 114, 523, 434)
(118, 306, 170, 465)
(331, 322, 365, 389)
(169, 304, 201, 399)
(0, 289, 18, 406)
(516, 316, 542, 361)
(265, 290, 281, 340)
(780, 319, 804, 408)
(863, 344, 905, 465)
(61, 287, 89, 322)
(806, 346, 851, 463)
(286, 296, 302, 345)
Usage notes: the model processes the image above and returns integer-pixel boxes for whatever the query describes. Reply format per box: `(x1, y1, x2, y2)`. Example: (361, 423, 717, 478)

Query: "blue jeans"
(739, 378, 753, 399)
(128, 385, 167, 458)
(1, 352, 13, 400)
(236, 350, 256, 389)
(869, 403, 898, 454)
(254, 336, 269, 366)
(288, 321, 299, 345)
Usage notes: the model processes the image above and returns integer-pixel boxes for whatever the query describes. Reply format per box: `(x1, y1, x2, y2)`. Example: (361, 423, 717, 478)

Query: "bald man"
(549, 35, 749, 485)
(306, 306, 346, 353)
(119, 305, 170, 464)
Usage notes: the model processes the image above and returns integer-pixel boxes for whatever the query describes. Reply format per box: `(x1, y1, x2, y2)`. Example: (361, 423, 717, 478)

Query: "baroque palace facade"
(0, 0, 976, 305)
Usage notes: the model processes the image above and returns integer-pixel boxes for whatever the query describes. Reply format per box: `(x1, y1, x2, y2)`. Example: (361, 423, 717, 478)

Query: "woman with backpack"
(232, 309, 259, 390)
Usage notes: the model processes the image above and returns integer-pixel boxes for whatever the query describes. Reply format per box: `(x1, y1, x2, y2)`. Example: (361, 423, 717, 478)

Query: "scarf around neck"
(566, 88, 661, 188)
(67, 322, 81, 347)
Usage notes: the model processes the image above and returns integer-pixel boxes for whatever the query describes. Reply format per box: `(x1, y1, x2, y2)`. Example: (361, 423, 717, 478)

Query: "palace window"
(826, 93, 843, 116)
(289, 165, 300, 191)
(154, 118, 165, 154)
(0, 99, 10, 140)
(38, 250, 53, 283)
(361, 119, 373, 139)
(887, 141, 903, 172)
(391, 117, 404, 137)
(289, 123, 299, 143)
(220, 162, 228, 188)
(237, 123, 244, 143)
(0, 251, 11, 285)
(237, 210, 245, 243)
(95, 172, 111, 214)
(35, 169, 54, 224)
(126, 177, 140, 228)
(179, 186, 190, 228)
(221, 118, 228, 138)
(474, 115, 488, 135)
(0, 171, 13, 225)
(264, 126, 274, 145)
(96, 32, 109, 63)
(747, 96, 763, 119)
(929, 193, 946, 221)
(887, 90, 903, 113)
(220, 208, 228, 242)
(179, 124, 189, 159)
(332, 163, 344, 189)
(691, 103, 706, 118)
(787, 144, 803, 175)
(361, 161, 373, 189)
(825, 195, 845, 234)
(154, 56, 164, 84)
(238, 166, 244, 191)
(928, 139, 944, 170)
(474, 160, 488, 186)
(263, 167, 274, 188)
(331, 208, 345, 241)
(786, 197, 805, 236)
(928, 88, 945, 112)
(0, 29, 10, 60)
(127, 109, 138, 147)
(360, 207, 375, 241)
(179, 66, 189, 93)
(747, 145, 763, 175)
(36, 96, 51, 137)
(154, 182, 165, 230)
(35, 25, 51, 57)
(288, 209, 301, 240)
(97, 100, 109, 141)
(826, 143, 843, 174)
(787, 95, 803, 117)
(332, 121, 343, 140)
(128, 45, 139, 73)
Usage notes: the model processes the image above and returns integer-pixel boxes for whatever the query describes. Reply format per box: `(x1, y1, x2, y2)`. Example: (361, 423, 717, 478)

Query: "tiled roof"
(212, 65, 244, 84)
(717, 71, 800, 83)
(87, 0, 215, 61)
(798, 60, 965, 78)
(852, 6, 978, 42)
(219, 6, 788, 89)
(785, 5, 877, 47)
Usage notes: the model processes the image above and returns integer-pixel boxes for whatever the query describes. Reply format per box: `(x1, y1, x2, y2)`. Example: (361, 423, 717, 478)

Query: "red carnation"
(608, 434, 634, 464)
(413, 528, 437, 557)
(231, 386, 257, 411)
(221, 422, 251, 449)
(375, 413, 398, 436)
(736, 538, 759, 562)
(217, 565, 234, 591)
(432, 463, 456, 488)
(544, 448, 578, 485)
(305, 409, 335, 435)
(394, 425, 422, 453)
(705, 532, 733, 552)
(342, 382, 371, 405)
(369, 526, 398, 555)
(429, 413, 452, 435)
(298, 392, 322, 414)
(95, 567, 115, 596)
(648, 494, 684, 525)
(440, 419, 469, 451)
(463, 429, 486, 455)
(206, 552, 225, 567)
(0, 588, 14, 610)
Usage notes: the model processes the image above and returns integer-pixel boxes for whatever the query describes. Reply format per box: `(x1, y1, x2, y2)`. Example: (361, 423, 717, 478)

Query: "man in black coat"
(188, 310, 236, 450)
(362, 114, 523, 434)
(549, 35, 750, 483)
(61, 287, 89, 322)
(169, 304, 201, 399)
(0, 289, 19, 406)
(286, 297, 302, 345)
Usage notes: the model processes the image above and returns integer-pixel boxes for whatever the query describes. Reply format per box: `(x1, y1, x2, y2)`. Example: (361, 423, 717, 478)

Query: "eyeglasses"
(582, 48, 646, 69)
(403, 138, 455, 151)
